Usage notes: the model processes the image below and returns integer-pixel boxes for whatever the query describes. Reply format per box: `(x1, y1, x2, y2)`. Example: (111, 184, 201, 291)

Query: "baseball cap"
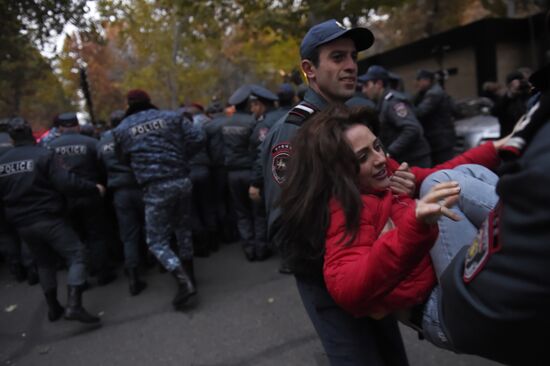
(358, 65, 390, 83)
(300, 19, 374, 60)
(57, 112, 79, 127)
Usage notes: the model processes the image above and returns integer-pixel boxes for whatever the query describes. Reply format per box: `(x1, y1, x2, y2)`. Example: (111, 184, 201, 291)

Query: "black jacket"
(414, 83, 456, 153)
(97, 130, 138, 190)
(48, 131, 103, 183)
(222, 111, 256, 170)
(0, 142, 98, 227)
(440, 120, 550, 365)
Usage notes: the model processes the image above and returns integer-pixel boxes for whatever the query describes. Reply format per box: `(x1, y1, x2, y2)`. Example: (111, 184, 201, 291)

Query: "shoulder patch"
(271, 142, 291, 185)
(393, 102, 408, 118)
(463, 204, 501, 283)
(285, 102, 318, 127)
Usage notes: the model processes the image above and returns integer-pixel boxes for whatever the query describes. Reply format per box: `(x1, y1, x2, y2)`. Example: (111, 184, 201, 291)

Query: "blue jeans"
(418, 164, 499, 349)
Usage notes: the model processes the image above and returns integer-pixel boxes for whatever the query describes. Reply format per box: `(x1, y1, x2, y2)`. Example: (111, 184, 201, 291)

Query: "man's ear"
(301, 60, 316, 80)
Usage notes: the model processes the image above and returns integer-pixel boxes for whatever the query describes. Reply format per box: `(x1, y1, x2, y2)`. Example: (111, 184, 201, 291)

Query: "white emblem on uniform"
(258, 128, 269, 143)
(393, 102, 408, 118)
(271, 142, 291, 185)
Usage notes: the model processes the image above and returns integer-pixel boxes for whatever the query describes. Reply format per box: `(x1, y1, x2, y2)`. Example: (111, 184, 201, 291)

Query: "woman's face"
(343, 124, 390, 193)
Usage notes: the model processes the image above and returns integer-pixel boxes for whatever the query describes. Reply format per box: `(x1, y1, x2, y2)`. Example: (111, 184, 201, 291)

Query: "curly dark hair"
(277, 104, 380, 277)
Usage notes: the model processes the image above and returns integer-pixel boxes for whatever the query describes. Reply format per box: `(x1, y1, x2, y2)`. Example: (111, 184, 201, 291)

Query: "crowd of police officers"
(0, 58, 525, 325)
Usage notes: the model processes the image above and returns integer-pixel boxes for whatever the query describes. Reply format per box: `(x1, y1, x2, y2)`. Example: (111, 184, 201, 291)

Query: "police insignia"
(271, 142, 291, 185)
(463, 205, 501, 283)
(393, 102, 408, 118)
(258, 127, 269, 143)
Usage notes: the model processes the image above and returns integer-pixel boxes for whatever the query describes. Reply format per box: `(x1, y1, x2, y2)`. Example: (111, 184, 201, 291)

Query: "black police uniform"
(97, 130, 144, 270)
(439, 85, 550, 366)
(0, 127, 35, 281)
(414, 82, 457, 165)
(222, 107, 265, 260)
(203, 112, 238, 243)
(378, 89, 432, 167)
(0, 121, 101, 323)
(49, 114, 114, 283)
(189, 112, 219, 256)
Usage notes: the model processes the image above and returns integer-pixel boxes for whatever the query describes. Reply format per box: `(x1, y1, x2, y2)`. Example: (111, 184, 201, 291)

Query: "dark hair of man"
(124, 100, 158, 118)
(9, 127, 35, 145)
(277, 104, 380, 276)
(235, 100, 248, 112)
(307, 47, 321, 67)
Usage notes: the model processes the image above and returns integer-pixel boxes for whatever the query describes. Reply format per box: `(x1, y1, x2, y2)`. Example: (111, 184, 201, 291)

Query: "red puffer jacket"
(324, 142, 500, 318)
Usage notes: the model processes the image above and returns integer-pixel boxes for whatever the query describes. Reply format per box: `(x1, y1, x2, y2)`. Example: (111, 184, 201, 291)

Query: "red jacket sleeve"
(387, 142, 500, 187)
(323, 195, 438, 317)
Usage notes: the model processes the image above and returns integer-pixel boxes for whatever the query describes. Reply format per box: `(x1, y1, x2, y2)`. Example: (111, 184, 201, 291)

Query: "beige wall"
(496, 42, 534, 84)
(387, 47, 477, 101)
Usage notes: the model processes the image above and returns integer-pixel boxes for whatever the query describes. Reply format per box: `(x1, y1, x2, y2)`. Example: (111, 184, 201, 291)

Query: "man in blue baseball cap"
(259, 20, 410, 366)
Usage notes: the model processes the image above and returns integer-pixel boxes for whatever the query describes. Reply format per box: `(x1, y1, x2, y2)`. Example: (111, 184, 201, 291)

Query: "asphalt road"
(0, 243, 502, 366)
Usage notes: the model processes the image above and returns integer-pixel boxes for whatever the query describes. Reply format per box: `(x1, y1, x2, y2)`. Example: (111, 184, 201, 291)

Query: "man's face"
(415, 78, 431, 92)
(304, 38, 358, 103)
(249, 99, 266, 119)
(362, 80, 383, 101)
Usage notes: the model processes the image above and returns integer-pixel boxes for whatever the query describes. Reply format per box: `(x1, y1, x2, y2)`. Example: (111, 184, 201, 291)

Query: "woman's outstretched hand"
(415, 181, 461, 224)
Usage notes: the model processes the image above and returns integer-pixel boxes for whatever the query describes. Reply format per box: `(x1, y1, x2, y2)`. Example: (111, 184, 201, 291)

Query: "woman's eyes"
(357, 152, 368, 162)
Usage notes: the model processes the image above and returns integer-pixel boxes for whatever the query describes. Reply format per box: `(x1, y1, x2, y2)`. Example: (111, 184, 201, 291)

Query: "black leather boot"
(64, 285, 100, 323)
(171, 265, 197, 309)
(44, 288, 64, 322)
(127, 267, 147, 296)
(181, 259, 196, 285)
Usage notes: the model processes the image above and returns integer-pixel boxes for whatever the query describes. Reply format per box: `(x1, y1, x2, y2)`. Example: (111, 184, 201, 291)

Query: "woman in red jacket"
(278, 104, 504, 350)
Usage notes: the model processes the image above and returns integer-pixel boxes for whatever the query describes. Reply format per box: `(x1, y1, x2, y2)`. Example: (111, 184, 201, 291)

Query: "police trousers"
(113, 187, 145, 268)
(143, 178, 193, 272)
(17, 218, 87, 292)
(295, 276, 409, 366)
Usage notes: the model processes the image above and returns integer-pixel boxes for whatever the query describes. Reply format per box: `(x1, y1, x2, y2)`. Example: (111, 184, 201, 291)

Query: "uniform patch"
(393, 102, 408, 118)
(258, 127, 269, 143)
(271, 142, 291, 185)
(463, 205, 501, 283)
(0, 160, 34, 177)
(130, 118, 166, 137)
(102, 142, 115, 153)
(55, 145, 87, 155)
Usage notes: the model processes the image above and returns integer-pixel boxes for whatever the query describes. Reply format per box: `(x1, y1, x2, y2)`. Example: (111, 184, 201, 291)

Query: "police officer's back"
(0, 117, 102, 324)
(49, 112, 115, 285)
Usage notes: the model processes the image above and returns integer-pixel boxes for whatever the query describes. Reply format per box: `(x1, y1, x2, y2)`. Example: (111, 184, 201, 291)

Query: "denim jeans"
(418, 164, 499, 349)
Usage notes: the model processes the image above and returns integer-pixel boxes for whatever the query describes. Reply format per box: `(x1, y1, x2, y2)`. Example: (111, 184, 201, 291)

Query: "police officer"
(0, 117, 102, 323)
(203, 102, 238, 244)
(433, 62, 550, 365)
(97, 110, 147, 296)
(246, 85, 280, 260)
(48, 112, 116, 286)
(260, 20, 409, 365)
(113, 89, 204, 310)
(0, 118, 37, 284)
(185, 103, 219, 256)
(414, 69, 457, 165)
(360, 65, 432, 167)
(223, 85, 265, 261)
